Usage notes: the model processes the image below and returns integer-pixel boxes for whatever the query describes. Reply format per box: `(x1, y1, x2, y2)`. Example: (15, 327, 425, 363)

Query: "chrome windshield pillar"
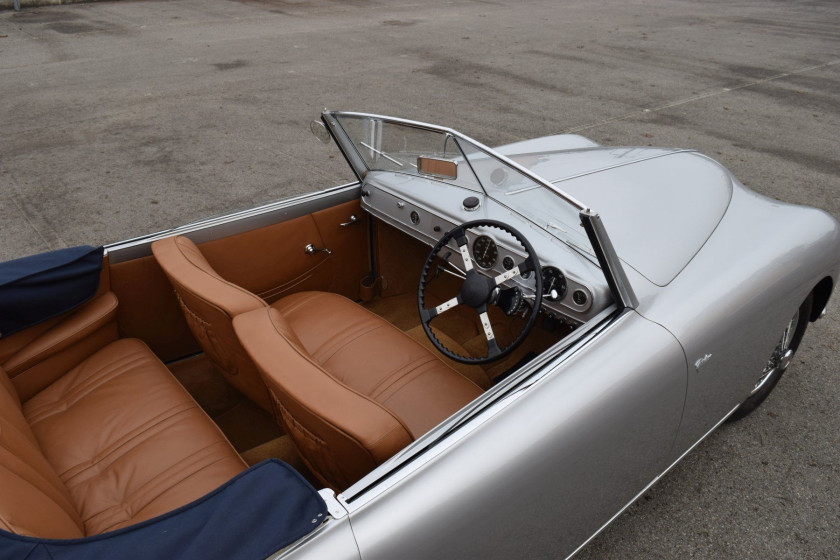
(580, 209, 639, 310)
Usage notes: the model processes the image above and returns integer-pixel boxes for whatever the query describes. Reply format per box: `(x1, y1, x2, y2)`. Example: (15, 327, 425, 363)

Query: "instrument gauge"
(541, 266, 567, 301)
(472, 236, 498, 269)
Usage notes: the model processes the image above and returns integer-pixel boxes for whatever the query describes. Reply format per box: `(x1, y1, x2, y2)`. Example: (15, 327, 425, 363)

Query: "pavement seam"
(560, 58, 840, 134)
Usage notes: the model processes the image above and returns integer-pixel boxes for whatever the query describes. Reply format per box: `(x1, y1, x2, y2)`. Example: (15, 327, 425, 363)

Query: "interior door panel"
(109, 200, 369, 362)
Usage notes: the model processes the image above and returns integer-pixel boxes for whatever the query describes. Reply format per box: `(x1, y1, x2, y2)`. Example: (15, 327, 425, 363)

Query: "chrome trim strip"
(343, 304, 622, 504)
(326, 111, 587, 211)
(564, 402, 742, 560)
(579, 209, 639, 310)
(105, 182, 360, 263)
(548, 149, 695, 186)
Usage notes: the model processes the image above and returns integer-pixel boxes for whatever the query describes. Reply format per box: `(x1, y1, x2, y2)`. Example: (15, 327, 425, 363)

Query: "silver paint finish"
(348, 312, 687, 560)
(636, 181, 840, 455)
(493, 134, 600, 156)
(275, 517, 360, 560)
(540, 151, 734, 286)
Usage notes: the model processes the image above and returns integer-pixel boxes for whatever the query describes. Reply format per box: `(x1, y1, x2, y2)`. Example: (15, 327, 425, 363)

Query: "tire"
(729, 294, 812, 421)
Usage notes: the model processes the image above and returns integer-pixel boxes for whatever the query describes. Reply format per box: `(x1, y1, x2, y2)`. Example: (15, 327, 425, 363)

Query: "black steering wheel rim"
(418, 219, 543, 364)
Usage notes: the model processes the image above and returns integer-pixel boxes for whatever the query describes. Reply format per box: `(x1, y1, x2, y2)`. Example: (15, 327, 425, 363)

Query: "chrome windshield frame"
(321, 110, 637, 312)
(322, 110, 587, 210)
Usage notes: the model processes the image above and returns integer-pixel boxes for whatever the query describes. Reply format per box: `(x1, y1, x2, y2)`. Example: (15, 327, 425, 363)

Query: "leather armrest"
(3, 292, 119, 378)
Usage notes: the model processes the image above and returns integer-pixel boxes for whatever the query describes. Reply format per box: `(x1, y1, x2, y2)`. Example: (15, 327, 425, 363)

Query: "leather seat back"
(151, 236, 271, 410)
(0, 365, 85, 538)
(233, 307, 413, 489)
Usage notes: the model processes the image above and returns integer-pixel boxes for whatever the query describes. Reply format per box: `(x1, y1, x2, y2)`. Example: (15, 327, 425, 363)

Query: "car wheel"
(729, 295, 812, 421)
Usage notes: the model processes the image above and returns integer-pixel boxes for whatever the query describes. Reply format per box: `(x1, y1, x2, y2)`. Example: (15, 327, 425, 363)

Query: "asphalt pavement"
(1, 1, 838, 558)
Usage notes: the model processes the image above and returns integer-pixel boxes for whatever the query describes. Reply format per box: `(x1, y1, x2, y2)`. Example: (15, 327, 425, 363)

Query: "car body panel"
(503, 148, 734, 286)
(278, 515, 361, 560)
(346, 311, 687, 560)
(635, 181, 840, 453)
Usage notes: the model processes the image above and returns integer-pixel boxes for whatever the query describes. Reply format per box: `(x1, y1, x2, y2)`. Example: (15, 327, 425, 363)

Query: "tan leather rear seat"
(0, 338, 245, 538)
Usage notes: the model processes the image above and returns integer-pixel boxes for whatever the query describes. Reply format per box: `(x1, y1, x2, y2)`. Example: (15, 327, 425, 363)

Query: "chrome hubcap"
(752, 310, 799, 395)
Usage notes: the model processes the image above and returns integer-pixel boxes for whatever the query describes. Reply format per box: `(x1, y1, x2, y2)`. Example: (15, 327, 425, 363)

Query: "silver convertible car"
(0, 111, 837, 560)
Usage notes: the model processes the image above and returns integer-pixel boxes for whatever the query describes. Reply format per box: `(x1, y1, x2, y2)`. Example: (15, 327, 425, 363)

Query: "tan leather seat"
(0, 338, 245, 538)
(151, 235, 272, 410)
(234, 291, 483, 489)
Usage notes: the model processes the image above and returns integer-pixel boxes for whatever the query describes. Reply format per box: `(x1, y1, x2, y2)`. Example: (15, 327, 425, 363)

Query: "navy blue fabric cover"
(0, 246, 104, 338)
(0, 459, 327, 560)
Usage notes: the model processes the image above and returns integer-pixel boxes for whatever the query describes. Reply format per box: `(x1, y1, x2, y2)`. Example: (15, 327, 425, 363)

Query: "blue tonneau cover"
(0, 246, 104, 338)
(0, 459, 328, 560)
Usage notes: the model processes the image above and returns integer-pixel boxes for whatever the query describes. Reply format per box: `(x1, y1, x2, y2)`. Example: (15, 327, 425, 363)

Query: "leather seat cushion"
(271, 292, 483, 438)
(23, 338, 246, 535)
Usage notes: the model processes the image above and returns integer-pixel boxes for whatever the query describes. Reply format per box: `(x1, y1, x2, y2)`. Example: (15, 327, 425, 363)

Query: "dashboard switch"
(463, 196, 480, 211)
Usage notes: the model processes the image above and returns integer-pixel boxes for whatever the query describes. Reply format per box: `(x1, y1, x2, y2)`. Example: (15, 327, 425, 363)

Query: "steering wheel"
(418, 220, 543, 364)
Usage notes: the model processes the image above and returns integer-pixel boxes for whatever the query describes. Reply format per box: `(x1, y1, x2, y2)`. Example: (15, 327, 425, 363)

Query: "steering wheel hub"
(461, 270, 496, 308)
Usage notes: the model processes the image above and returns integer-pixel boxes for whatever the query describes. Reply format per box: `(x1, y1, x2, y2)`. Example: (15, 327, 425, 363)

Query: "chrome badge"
(694, 353, 713, 372)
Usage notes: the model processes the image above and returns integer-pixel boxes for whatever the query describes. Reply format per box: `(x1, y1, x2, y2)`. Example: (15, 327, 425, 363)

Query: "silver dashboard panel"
(361, 172, 609, 323)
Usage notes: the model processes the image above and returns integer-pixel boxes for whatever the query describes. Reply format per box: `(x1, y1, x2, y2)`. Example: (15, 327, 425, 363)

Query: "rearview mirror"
(310, 120, 331, 144)
(417, 157, 457, 180)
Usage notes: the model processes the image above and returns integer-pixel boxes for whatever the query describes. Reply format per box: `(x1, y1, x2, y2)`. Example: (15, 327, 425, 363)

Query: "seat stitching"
(311, 321, 386, 365)
(169, 237, 266, 309)
(272, 291, 320, 317)
(84, 444, 232, 533)
(368, 355, 439, 400)
(262, 309, 414, 440)
(24, 351, 150, 425)
(59, 403, 197, 485)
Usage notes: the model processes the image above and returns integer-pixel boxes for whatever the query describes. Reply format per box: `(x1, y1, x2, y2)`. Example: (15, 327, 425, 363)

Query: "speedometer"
(472, 236, 498, 269)
(541, 266, 567, 301)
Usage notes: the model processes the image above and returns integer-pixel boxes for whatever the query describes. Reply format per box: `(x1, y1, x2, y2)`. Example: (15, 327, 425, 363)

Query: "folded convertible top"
(0, 245, 103, 338)
(0, 459, 328, 560)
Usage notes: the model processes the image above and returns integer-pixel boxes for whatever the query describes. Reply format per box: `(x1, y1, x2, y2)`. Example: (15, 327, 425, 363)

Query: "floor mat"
(241, 435, 303, 469)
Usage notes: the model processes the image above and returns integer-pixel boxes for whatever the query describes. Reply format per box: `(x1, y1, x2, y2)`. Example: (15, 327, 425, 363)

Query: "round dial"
(472, 236, 498, 269)
(502, 256, 515, 270)
(541, 267, 567, 301)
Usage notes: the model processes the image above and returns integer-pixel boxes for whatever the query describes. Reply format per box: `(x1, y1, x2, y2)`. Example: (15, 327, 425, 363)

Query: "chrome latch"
(304, 243, 332, 255)
(340, 214, 360, 227)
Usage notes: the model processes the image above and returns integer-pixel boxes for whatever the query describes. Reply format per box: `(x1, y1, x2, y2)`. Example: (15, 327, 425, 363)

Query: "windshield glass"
(328, 112, 593, 256)
(456, 138, 592, 252)
(333, 114, 482, 192)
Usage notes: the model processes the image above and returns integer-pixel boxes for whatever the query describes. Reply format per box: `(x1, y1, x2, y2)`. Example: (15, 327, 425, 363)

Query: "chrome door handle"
(304, 243, 332, 255)
(340, 214, 360, 227)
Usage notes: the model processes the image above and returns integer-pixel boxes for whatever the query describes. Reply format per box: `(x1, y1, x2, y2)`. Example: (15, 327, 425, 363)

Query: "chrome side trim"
(105, 182, 360, 263)
(580, 209, 639, 310)
(564, 402, 742, 560)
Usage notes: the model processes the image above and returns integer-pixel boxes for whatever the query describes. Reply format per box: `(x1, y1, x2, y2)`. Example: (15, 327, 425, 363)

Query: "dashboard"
(360, 172, 610, 325)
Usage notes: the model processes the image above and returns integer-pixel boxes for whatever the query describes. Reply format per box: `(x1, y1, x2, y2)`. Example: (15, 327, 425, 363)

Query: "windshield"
(331, 114, 483, 192)
(326, 112, 593, 256)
